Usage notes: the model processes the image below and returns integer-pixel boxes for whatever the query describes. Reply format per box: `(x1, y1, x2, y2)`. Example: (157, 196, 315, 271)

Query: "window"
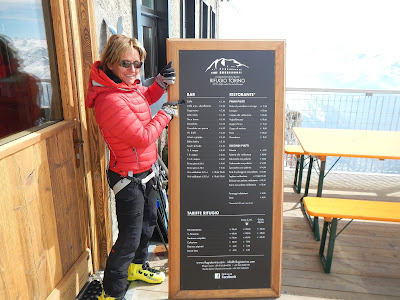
(201, 1, 209, 38)
(0, 0, 62, 145)
(183, 0, 195, 38)
(210, 9, 216, 39)
(143, 25, 154, 80)
(142, 0, 155, 10)
(141, 16, 157, 87)
(139, 0, 168, 86)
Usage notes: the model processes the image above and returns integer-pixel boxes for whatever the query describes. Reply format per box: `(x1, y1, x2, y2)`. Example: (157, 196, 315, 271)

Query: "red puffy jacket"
(85, 61, 170, 175)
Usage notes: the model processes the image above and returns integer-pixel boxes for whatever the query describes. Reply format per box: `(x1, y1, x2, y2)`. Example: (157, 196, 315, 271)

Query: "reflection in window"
(0, 0, 62, 144)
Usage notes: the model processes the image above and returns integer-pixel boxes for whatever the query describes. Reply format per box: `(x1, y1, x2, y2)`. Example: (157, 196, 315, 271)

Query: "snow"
(12, 38, 50, 80)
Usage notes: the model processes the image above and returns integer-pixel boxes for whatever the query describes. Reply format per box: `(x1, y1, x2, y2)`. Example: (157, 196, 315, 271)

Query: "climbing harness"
(112, 170, 155, 195)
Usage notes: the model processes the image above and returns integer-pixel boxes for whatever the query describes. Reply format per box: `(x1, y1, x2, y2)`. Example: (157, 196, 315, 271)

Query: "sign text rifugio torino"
(168, 40, 284, 299)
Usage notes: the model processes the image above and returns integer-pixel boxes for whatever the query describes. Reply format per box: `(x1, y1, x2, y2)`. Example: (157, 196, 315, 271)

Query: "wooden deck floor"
(127, 170, 400, 300)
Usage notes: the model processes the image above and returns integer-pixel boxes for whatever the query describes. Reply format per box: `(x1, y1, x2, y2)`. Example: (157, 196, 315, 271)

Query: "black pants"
(103, 169, 157, 298)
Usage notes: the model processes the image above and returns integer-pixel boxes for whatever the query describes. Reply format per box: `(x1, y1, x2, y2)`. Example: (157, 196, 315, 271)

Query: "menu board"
(167, 40, 284, 299)
(179, 50, 274, 290)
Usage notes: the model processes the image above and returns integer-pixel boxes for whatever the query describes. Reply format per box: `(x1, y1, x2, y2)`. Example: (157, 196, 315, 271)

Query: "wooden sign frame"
(167, 39, 285, 299)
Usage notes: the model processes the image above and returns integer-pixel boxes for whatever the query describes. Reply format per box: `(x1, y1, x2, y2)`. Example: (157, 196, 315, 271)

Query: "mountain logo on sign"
(205, 58, 249, 72)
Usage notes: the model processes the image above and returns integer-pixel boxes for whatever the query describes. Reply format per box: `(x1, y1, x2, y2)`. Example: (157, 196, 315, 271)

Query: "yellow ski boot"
(98, 290, 125, 300)
(98, 290, 115, 300)
(127, 261, 165, 284)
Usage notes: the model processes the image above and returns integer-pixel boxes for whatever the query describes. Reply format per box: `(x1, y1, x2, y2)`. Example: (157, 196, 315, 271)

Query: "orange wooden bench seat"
(285, 145, 306, 193)
(284, 145, 305, 157)
(303, 197, 400, 273)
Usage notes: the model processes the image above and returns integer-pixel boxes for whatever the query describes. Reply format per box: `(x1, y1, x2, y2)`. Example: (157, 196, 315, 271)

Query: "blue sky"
(0, 0, 46, 39)
(219, 0, 400, 90)
(2, 0, 399, 91)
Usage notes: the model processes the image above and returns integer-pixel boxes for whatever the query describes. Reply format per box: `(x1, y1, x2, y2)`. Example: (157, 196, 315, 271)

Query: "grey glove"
(156, 61, 176, 89)
(160, 100, 185, 119)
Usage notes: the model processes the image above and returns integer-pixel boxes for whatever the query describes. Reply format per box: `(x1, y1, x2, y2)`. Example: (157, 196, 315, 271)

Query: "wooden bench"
(285, 145, 306, 193)
(303, 197, 400, 273)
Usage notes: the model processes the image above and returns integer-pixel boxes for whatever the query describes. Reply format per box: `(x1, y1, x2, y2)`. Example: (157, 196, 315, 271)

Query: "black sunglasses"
(119, 60, 143, 69)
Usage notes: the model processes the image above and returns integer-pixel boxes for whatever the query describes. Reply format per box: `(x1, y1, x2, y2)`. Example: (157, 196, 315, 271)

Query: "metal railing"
(38, 82, 400, 174)
(285, 88, 400, 174)
(40, 79, 53, 108)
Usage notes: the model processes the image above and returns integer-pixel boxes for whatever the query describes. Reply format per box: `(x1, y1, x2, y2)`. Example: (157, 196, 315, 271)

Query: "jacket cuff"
(159, 109, 172, 121)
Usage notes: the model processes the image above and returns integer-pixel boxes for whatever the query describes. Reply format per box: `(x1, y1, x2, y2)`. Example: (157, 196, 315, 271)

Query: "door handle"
(73, 128, 84, 168)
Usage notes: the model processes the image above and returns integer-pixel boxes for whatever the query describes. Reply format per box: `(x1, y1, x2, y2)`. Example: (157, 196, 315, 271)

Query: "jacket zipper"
(132, 147, 140, 170)
(133, 88, 151, 171)
(101, 128, 118, 168)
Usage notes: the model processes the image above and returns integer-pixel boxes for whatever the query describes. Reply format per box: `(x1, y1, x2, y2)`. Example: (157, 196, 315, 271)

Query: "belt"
(112, 170, 155, 195)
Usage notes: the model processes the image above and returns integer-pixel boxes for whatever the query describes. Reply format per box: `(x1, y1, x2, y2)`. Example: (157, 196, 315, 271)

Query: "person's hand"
(160, 100, 185, 119)
(156, 61, 175, 89)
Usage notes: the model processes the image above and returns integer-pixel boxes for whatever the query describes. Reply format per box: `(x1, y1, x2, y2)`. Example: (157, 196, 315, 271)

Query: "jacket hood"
(85, 61, 141, 108)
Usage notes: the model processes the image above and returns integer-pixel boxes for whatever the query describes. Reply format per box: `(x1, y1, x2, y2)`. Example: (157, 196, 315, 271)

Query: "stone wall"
(93, 0, 134, 55)
(92, 0, 220, 48)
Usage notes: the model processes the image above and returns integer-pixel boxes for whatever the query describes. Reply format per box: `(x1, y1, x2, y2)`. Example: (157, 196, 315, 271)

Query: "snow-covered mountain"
(12, 38, 50, 80)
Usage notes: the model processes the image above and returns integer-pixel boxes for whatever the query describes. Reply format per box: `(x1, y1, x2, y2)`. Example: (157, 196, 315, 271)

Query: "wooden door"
(0, 0, 111, 298)
(0, 122, 92, 299)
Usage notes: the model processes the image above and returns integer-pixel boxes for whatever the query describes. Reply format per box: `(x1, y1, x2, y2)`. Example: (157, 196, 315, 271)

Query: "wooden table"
(293, 127, 400, 240)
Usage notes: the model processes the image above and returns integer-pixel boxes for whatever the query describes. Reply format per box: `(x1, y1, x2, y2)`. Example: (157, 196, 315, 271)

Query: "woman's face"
(108, 48, 141, 86)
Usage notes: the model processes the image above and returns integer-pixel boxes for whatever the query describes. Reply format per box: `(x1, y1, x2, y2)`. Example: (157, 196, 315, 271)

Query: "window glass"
(0, 0, 62, 144)
(142, 26, 153, 80)
(202, 2, 209, 38)
(184, 0, 195, 38)
(142, 0, 154, 10)
(211, 11, 216, 38)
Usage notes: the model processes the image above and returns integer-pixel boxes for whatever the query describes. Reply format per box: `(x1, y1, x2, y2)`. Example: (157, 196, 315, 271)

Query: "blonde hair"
(100, 34, 146, 70)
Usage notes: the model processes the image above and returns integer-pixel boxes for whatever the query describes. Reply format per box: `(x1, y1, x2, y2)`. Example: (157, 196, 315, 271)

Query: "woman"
(0, 34, 42, 139)
(85, 34, 177, 300)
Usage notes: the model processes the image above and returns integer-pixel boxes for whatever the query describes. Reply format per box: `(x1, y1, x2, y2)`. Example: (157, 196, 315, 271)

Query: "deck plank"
(283, 253, 400, 278)
(282, 285, 400, 300)
(283, 228, 400, 250)
(283, 239, 400, 263)
(282, 269, 400, 297)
